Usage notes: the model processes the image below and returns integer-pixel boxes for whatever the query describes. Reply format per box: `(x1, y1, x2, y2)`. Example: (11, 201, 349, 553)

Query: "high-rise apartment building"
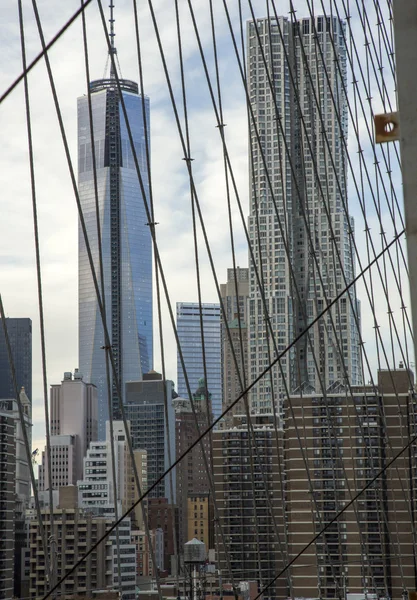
(28, 488, 116, 599)
(77, 422, 138, 599)
(0, 318, 32, 401)
(247, 16, 361, 414)
(38, 369, 98, 491)
(125, 372, 176, 502)
(285, 369, 417, 600)
(220, 268, 249, 423)
(0, 402, 17, 600)
(213, 415, 287, 600)
(177, 303, 222, 419)
(78, 420, 137, 517)
(78, 46, 153, 438)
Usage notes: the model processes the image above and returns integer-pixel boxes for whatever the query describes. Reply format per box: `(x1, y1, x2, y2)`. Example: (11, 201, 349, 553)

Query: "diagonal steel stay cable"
(79, 1, 123, 590)
(186, 2, 288, 587)
(130, 0, 179, 579)
(234, 4, 410, 592)
(144, 0, 301, 593)
(96, 1, 239, 595)
(328, 0, 416, 440)
(346, 0, 404, 202)
(282, 2, 410, 584)
(291, 0, 415, 426)
(330, 0, 409, 285)
(371, 0, 411, 371)
(343, 0, 417, 567)
(16, 0, 55, 591)
(357, 0, 412, 373)
(183, 3, 319, 591)
(315, 0, 417, 535)
(201, 2, 294, 588)
(358, 0, 401, 373)
(274, 8, 388, 590)
(231, 1, 293, 588)
(29, 1, 163, 596)
(285, 0, 417, 551)
(238, 2, 344, 589)
(0, 0, 94, 105)
(271, 0, 412, 392)
(92, 2, 164, 595)
(318, 0, 410, 305)
(42, 229, 405, 600)
(326, 4, 407, 585)
(244, 5, 385, 592)
(314, 0, 412, 399)
(185, 4, 389, 592)
(172, 0, 225, 573)
(189, 9, 412, 596)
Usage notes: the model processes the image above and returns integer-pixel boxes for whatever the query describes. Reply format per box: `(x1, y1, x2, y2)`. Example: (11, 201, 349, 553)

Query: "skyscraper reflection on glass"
(176, 303, 222, 419)
(78, 76, 152, 439)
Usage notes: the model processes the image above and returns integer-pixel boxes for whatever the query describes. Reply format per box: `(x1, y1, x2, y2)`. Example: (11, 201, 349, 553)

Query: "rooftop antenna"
(109, 0, 117, 78)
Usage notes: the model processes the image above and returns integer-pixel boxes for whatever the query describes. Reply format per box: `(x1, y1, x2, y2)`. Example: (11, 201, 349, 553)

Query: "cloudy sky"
(0, 0, 409, 458)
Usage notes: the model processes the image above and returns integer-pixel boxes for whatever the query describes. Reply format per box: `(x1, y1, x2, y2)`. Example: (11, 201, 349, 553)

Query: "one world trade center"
(77, 22, 152, 438)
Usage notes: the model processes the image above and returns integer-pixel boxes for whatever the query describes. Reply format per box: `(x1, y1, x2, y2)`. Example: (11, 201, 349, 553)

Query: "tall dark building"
(0, 318, 32, 401)
(125, 372, 175, 501)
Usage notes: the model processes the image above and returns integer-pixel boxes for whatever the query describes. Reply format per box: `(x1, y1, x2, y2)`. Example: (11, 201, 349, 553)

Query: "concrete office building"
(213, 415, 287, 600)
(220, 268, 249, 424)
(285, 368, 417, 600)
(38, 369, 98, 491)
(247, 16, 361, 415)
(78, 33, 153, 439)
(0, 318, 32, 401)
(125, 372, 176, 502)
(177, 303, 222, 419)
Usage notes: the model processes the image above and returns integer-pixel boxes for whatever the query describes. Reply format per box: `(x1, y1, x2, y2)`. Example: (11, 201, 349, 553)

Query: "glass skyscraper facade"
(0, 318, 32, 401)
(78, 77, 152, 438)
(176, 303, 222, 419)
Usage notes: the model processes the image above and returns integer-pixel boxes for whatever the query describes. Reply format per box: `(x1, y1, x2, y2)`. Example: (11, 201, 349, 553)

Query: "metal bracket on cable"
(374, 111, 400, 143)
(182, 156, 194, 162)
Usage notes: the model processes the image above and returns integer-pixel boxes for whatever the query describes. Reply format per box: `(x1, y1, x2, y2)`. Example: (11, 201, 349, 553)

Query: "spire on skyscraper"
(109, 0, 116, 78)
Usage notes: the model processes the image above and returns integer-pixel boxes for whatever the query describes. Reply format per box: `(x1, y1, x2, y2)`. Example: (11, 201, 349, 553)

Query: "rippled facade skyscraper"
(247, 15, 362, 416)
(78, 72, 152, 438)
